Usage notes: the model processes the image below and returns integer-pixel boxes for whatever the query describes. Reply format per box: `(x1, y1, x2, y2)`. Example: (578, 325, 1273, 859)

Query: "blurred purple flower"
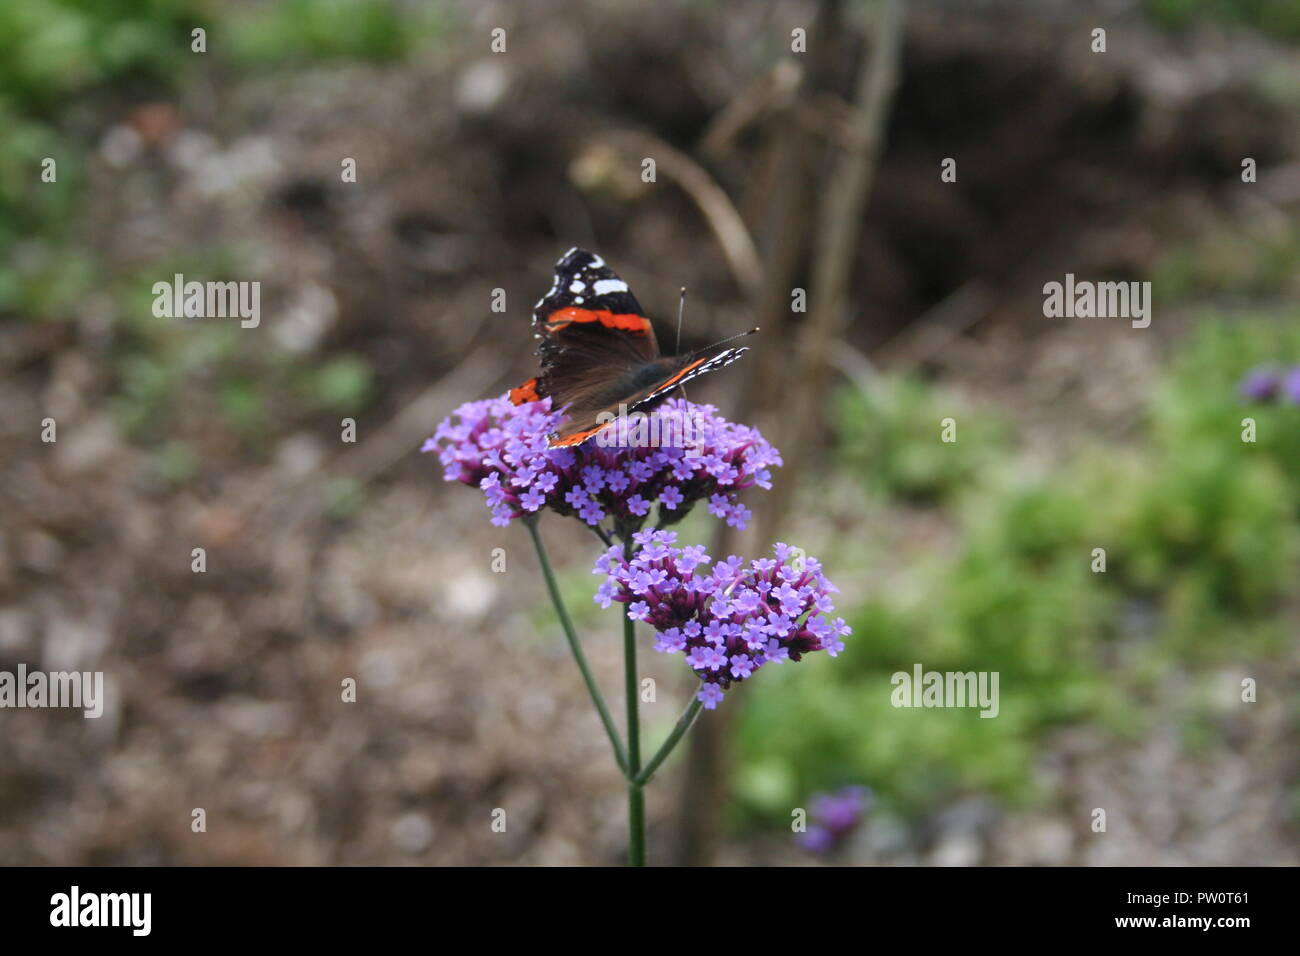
(1282, 366, 1300, 405)
(1239, 366, 1281, 402)
(796, 785, 872, 853)
(594, 530, 848, 709)
(424, 394, 780, 532)
(799, 826, 836, 853)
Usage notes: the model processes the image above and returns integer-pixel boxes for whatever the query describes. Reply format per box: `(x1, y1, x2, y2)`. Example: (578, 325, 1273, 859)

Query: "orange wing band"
(648, 356, 707, 393)
(545, 308, 650, 335)
(547, 423, 610, 448)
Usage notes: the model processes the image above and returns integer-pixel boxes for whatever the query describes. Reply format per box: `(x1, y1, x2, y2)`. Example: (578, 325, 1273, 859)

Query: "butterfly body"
(510, 248, 750, 447)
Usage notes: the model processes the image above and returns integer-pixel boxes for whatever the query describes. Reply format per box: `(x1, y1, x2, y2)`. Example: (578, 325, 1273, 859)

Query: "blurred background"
(1, 0, 1298, 866)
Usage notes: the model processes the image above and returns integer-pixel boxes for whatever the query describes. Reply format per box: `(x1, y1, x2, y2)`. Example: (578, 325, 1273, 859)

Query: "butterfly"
(509, 248, 753, 447)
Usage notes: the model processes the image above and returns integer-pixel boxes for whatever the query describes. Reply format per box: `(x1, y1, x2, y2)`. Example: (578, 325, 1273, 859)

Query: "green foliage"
(226, 0, 445, 66)
(0, 0, 194, 315)
(734, 316, 1300, 824)
(1147, 314, 1300, 496)
(0, 0, 201, 110)
(1152, 225, 1300, 303)
(109, 251, 238, 439)
(297, 355, 373, 411)
(0, 98, 91, 314)
(106, 251, 375, 452)
(833, 376, 1011, 504)
(0, 0, 445, 320)
(1147, 0, 1300, 39)
(0, 0, 443, 108)
(1109, 446, 1294, 612)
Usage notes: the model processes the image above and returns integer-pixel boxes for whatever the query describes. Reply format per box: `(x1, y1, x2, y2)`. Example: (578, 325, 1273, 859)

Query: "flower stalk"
(624, 543, 645, 865)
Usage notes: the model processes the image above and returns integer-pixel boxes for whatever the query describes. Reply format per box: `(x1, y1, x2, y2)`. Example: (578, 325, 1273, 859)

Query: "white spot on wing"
(593, 279, 628, 295)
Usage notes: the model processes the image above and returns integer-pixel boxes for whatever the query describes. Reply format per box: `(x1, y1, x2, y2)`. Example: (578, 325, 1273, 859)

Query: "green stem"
(634, 697, 704, 786)
(624, 607, 645, 866)
(525, 518, 628, 775)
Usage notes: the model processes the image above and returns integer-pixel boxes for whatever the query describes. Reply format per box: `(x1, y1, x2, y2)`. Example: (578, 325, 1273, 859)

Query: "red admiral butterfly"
(509, 248, 753, 447)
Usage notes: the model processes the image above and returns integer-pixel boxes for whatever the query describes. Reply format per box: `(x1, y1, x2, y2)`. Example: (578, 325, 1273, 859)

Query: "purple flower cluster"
(594, 530, 849, 709)
(423, 394, 781, 531)
(797, 786, 872, 854)
(1239, 365, 1300, 404)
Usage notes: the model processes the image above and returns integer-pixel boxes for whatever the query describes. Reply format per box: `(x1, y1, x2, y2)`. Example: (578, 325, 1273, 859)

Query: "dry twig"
(603, 130, 764, 301)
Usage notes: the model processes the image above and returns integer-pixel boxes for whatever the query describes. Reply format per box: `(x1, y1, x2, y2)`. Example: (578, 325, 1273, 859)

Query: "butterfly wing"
(509, 248, 659, 406)
(533, 248, 658, 350)
(548, 347, 750, 447)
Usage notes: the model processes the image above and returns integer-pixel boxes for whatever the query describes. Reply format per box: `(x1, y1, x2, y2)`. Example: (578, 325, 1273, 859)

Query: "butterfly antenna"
(676, 286, 687, 355)
(691, 326, 761, 356)
(676, 287, 690, 402)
